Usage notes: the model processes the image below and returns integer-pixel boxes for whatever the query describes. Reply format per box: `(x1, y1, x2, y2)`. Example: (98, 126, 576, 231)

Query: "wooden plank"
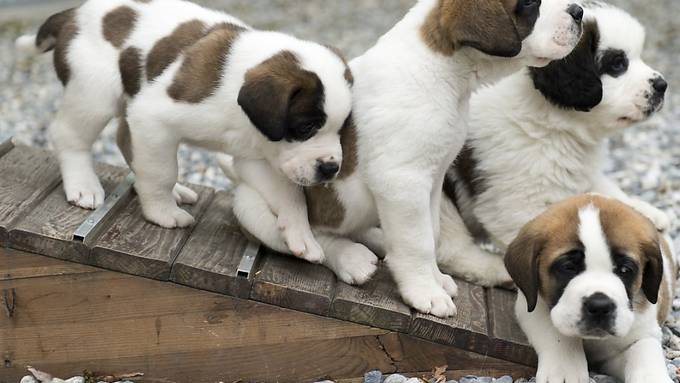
(487, 288, 537, 366)
(0, 145, 61, 246)
(90, 185, 214, 280)
(330, 264, 412, 332)
(0, 136, 15, 158)
(409, 279, 489, 354)
(8, 164, 129, 264)
(0, 248, 96, 281)
(170, 191, 251, 298)
(250, 249, 336, 316)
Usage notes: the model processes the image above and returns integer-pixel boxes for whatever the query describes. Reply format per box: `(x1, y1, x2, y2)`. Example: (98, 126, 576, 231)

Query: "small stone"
(494, 376, 513, 383)
(20, 377, 38, 383)
(364, 370, 383, 383)
(384, 375, 408, 383)
(405, 379, 421, 383)
(668, 364, 678, 378)
(672, 358, 680, 367)
(476, 378, 492, 383)
(459, 377, 478, 383)
(445, 380, 459, 383)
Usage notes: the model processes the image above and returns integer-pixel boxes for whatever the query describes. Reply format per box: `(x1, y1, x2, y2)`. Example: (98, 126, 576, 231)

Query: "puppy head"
(505, 194, 663, 339)
(238, 47, 352, 186)
(530, 4, 666, 127)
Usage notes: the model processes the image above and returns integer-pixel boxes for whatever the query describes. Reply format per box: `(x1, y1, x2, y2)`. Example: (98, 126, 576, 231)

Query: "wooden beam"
(486, 288, 537, 366)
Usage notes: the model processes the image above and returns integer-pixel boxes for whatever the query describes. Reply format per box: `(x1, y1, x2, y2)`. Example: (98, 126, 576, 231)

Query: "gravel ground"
(1, 1, 679, 382)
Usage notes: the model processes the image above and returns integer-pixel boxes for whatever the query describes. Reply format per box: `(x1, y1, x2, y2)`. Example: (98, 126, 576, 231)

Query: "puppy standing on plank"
(16, 0, 354, 262)
(227, 0, 584, 315)
(438, 2, 670, 287)
(505, 194, 677, 383)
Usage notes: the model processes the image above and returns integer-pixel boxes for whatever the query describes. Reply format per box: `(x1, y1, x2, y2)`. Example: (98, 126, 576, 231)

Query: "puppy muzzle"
(579, 292, 617, 338)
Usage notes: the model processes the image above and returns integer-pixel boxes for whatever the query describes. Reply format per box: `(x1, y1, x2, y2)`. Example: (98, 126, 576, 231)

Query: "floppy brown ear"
(430, 0, 522, 57)
(641, 238, 664, 304)
(504, 225, 544, 312)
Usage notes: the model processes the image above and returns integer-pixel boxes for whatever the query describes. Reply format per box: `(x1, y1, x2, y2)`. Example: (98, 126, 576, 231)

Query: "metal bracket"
(73, 172, 135, 244)
(0, 137, 15, 158)
(237, 242, 261, 279)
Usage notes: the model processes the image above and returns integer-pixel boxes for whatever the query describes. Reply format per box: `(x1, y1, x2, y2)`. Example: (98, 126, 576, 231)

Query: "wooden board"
(250, 249, 336, 316)
(409, 279, 489, 355)
(90, 186, 214, 280)
(170, 191, 251, 298)
(0, 247, 96, 281)
(0, 137, 14, 158)
(0, 145, 61, 246)
(8, 164, 129, 264)
(330, 264, 412, 332)
(487, 288, 537, 366)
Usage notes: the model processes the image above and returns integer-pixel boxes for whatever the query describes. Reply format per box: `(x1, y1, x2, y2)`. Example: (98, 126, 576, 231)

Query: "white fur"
(230, 0, 582, 316)
(438, 4, 669, 286)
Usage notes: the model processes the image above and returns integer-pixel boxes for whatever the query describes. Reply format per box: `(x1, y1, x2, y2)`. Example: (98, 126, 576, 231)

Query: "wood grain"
(250, 249, 336, 316)
(9, 164, 129, 264)
(487, 288, 537, 366)
(0, 136, 14, 158)
(0, 248, 97, 281)
(330, 264, 412, 332)
(0, 145, 61, 246)
(170, 191, 251, 298)
(409, 279, 489, 354)
(91, 185, 213, 280)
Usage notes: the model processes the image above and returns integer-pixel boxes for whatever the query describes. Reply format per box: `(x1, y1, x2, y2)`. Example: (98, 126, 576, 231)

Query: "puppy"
(229, 0, 584, 315)
(16, 0, 352, 260)
(438, 2, 669, 287)
(505, 194, 677, 383)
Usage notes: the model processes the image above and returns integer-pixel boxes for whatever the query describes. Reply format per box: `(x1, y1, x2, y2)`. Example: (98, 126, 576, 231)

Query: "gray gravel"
(2, 1, 679, 382)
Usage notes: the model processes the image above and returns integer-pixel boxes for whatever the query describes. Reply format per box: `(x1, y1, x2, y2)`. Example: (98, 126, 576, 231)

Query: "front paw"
(331, 243, 379, 285)
(143, 205, 195, 228)
(64, 177, 105, 210)
(536, 353, 589, 383)
(399, 278, 457, 318)
(628, 199, 671, 232)
(278, 217, 324, 263)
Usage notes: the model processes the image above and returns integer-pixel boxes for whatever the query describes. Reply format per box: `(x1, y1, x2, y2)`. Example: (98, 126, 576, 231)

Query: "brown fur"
(305, 186, 345, 228)
(338, 116, 358, 179)
(116, 105, 134, 166)
(119, 47, 143, 96)
(40, 8, 79, 86)
(421, 0, 522, 57)
(146, 20, 208, 82)
(36, 8, 76, 53)
(657, 238, 677, 324)
(167, 23, 245, 103)
(102, 6, 138, 48)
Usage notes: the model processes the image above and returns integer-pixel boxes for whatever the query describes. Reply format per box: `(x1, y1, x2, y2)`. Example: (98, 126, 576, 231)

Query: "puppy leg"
(516, 295, 590, 383)
(599, 337, 672, 383)
(437, 196, 512, 287)
(231, 158, 323, 263)
(233, 184, 290, 254)
(429, 184, 459, 297)
(374, 182, 457, 318)
(51, 85, 115, 209)
(316, 233, 378, 285)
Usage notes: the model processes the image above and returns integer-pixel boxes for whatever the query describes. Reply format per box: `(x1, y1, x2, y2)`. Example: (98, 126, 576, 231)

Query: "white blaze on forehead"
(578, 204, 612, 272)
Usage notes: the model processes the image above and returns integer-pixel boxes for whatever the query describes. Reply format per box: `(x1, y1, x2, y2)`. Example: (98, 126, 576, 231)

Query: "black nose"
(318, 162, 340, 180)
(567, 4, 584, 23)
(652, 77, 668, 94)
(583, 293, 616, 318)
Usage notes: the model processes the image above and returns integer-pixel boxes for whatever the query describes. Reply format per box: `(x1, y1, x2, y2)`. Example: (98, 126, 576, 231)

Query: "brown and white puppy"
(15, 0, 353, 261)
(506, 194, 677, 383)
(226, 0, 584, 315)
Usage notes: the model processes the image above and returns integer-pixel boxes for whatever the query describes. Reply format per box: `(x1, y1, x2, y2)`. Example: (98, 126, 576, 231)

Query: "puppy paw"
(399, 278, 457, 318)
(144, 205, 195, 229)
(172, 184, 199, 205)
(332, 244, 379, 285)
(536, 353, 589, 383)
(627, 199, 671, 232)
(278, 217, 324, 263)
(64, 177, 105, 210)
(433, 268, 458, 297)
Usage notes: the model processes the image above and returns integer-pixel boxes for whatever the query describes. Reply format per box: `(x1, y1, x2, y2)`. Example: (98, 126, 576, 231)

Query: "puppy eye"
(295, 123, 316, 138)
(616, 265, 634, 275)
(600, 50, 629, 77)
(552, 249, 585, 276)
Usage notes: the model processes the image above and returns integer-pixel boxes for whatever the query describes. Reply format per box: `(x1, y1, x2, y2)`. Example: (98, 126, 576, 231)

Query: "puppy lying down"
(506, 194, 677, 383)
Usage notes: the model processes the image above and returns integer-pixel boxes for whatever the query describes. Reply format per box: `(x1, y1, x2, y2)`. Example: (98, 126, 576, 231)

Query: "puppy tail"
(16, 8, 76, 56)
(216, 153, 240, 183)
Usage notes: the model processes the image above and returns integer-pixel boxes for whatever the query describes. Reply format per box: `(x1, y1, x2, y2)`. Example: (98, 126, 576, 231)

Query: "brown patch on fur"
(325, 45, 353, 85)
(454, 144, 488, 198)
(657, 238, 676, 324)
(38, 8, 79, 85)
(167, 23, 245, 103)
(146, 20, 208, 82)
(305, 185, 345, 228)
(102, 6, 138, 48)
(338, 116, 357, 179)
(116, 105, 133, 165)
(119, 47, 143, 96)
(421, 0, 522, 57)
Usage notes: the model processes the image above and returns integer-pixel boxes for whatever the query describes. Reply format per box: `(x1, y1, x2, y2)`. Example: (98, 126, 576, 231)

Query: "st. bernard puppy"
(227, 0, 584, 316)
(437, 2, 670, 287)
(506, 194, 677, 383)
(16, 0, 352, 253)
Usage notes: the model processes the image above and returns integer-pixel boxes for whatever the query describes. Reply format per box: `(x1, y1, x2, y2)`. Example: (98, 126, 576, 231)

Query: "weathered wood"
(170, 191, 251, 298)
(487, 288, 537, 366)
(409, 279, 489, 354)
(91, 185, 214, 280)
(8, 164, 129, 264)
(331, 264, 412, 332)
(0, 136, 15, 158)
(0, 145, 61, 246)
(251, 249, 336, 316)
(0, 248, 96, 281)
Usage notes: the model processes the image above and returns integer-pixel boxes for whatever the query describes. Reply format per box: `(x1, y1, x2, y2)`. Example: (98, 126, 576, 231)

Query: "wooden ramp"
(0, 139, 537, 382)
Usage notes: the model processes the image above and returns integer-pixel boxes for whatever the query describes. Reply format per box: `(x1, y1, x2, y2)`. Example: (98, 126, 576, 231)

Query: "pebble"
(494, 377, 513, 383)
(384, 375, 408, 383)
(364, 370, 383, 383)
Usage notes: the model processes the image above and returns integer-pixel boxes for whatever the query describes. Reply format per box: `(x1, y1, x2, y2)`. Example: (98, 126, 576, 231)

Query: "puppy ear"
(238, 51, 324, 142)
(505, 224, 544, 312)
(641, 238, 664, 304)
(529, 20, 603, 112)
(453, 0, 522, 57)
